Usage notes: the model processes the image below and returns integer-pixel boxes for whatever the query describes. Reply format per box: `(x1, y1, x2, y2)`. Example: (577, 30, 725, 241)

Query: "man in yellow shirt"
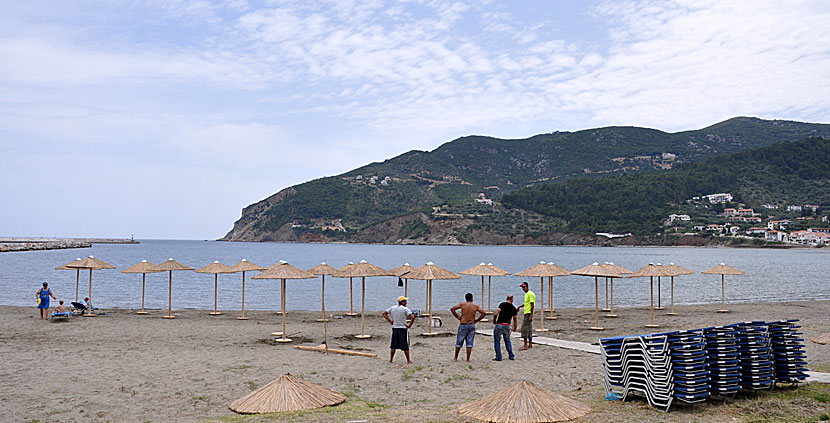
(518, 282, 535, 350)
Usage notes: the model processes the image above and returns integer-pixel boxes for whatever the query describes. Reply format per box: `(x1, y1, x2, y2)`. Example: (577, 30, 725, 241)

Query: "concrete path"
(475, 330, 829, 383)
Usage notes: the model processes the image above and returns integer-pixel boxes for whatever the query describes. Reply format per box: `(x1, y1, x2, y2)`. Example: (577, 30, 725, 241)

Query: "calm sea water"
(2, 240, 828, 312)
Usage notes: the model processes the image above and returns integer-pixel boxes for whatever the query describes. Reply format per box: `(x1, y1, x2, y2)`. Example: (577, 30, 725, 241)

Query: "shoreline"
(5, 300, 829, 422)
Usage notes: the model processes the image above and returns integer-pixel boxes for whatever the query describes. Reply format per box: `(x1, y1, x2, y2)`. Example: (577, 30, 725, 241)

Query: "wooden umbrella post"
(163, 270, 175, 319)
(317, 275, 328, 322)
(480, 276, 489, 322)
(346, 277, 358, 316)
(536, 276, 548, 332)
(210, 273, 222, 315)
(423, 280, 430, 317)
(718, 274, 729, 313)
(75, 269, 80, 303)
(422, 279, 438, 336)
(137, 273, 149, 315)
(404, 278, 407, 297)
(667, 276, 678, 316)
(356, 277, 370, 339)
(655, 276, 664, 310)
(546, 276, 557, 320)
(487, 275, 492, 315)
(606, 278, 618, 317)
(238, 271, 248, 320)
(601, 277, 611, 312)
(276, 278, 292, 343)
(590, 276, 603, 330)
(646, 276, 658, 328)
(84, 269, 95, 317)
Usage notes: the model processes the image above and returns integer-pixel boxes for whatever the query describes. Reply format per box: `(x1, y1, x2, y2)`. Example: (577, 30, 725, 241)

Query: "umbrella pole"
(656, 276, 664, 310)
(356, 277, 370, 339)
(423, 279, 437, 336)
(424, 280, 429, 317)
(238, 271, 248, 320)
(667, 276, 678, 316)
(718, 274, 729, 313)
(646, 276, 658, 327)
(84, 269, 95, 317)
(590, 276, 602, 330)
(163, 270, 175, 319)
(602, 277, 610, 311)
(317, 275, 328, 322)
(346, 277, 357, 316)
(276, 278, 292, 342)
(137, 273, 148, 315)
(607, 278, 618, 317)
(487, 276, 492, 314)
(480, 276, 488, 322)
(536, 276, 548, 331)
(404, 278, 408, 297)
(75, 269, 80, 302)
(546, 276, 557, 320)
(210, 273, 221, 315)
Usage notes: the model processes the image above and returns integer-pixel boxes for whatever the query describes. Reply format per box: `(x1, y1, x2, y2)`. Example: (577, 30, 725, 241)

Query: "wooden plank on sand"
(293, 345, 376, 357)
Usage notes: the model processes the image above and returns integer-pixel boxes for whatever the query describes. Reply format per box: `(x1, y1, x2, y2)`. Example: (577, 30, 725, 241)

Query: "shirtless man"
(450, 293, 486, 362)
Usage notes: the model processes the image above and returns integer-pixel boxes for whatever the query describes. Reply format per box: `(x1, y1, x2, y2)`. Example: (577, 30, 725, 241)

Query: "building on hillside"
(765, 230, 787, 242)
(737, 208, 755, 216)
(804, 204, 820, 212)
(724, 208, 737, 217)
(729, 216, 761, 224)
(767, 219, 792, 230)
(729, 226, 740, 235)
(666, 214, 690, 225)
(746, 227, 767, 235)
(693, 225, 706, 231)
(704, 193, 733, 203)
(355, 175, 363, 180)
(789, 230, 830, 245)
(475, 193, 493, 206)
(706, 224, 725, 233)
(762, 204, 779, 209)
(808, 227, 830, 234)
(786, 205, 802, 212)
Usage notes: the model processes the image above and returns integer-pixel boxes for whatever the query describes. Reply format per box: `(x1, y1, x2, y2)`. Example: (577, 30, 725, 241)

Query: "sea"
(2, 240, 828, 313)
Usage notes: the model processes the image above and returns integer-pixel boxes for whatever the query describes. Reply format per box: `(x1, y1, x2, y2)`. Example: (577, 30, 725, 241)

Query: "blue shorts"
(456, 324, 476, 348)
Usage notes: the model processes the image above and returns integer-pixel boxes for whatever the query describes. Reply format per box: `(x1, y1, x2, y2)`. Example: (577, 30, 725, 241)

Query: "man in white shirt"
(382, 296, 415, 364)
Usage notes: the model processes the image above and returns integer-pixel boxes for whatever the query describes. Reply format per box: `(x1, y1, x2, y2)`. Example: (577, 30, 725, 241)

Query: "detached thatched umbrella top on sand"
(702, 263, 744, 313)
(229, 373, 345, 414)
(458, 380, 590, 423)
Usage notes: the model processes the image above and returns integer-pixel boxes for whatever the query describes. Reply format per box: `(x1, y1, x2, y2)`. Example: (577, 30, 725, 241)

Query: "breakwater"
(0, 237, 138, 253)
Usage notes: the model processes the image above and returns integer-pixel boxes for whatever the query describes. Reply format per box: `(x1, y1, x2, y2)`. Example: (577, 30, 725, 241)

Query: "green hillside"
(501, 138, 830, 235)
(222, 117, 830, 241)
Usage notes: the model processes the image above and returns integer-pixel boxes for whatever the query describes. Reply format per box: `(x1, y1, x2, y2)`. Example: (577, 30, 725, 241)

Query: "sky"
(2, 0, 830, 240)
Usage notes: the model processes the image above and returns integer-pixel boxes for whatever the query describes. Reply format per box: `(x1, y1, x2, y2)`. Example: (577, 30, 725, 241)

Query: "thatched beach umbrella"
(389, 263, 416, 298)
(461, 263, 509, 322)
(122, 260, 162, 315)
(154, 258, 194, 319)
(544, 262, 571, 320)
(702, 263, 744, 313)
(228, 259, 265, 320)
(252, 261, 315, 343)
(332, 260, 392, 339)
(332, 262, 359, 316)
(571, 262, 619, 331)
(407, 262, 461, 336)
(662, 262, 694, 316)
(66, 256, 116, 317)
(517, 262, 568, 331)
(228, 373, 345, 414)
(56, 258, 82, 302)
(627, 263, 671, 328)
(458, 380, 590, 423)
(600, 262, 632, 318)
(308, 262, 337, 352)
(195, 261, 233, 315)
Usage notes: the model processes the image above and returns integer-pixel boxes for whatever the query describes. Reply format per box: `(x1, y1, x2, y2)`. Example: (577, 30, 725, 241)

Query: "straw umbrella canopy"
(122, 260, 162, 315)
(308, 262, 337, 353)
(662, 262, 694, 316)
(389, 263, 416, 298)
(56, 258, 83, 302)
(544, 262, 571, 320)
(332, 262, 359, 316)
(228, 373, 345, 414)
(227, 259, 265, 320)
(570, 262, 620, 330)
(702, 263, 744, 313)
(812, 332, 830, 345)
(332, 260, 392, 339)
(516, 262, 570, 332)
(66, 256, 116, 317)
(460, 263, 510, 321)
(154, 258, 194, 319)
(627, 263, 671, 328)
(458, 380, 590, 423)
(407, 262, 461, 336)
(600, 262, 632, 318)
(252, 261, 315, 343)
(195, 261, 233, 316)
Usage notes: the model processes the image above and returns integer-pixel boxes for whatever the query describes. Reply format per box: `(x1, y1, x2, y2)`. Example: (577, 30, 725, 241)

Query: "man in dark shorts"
(450, 293, 486, 362)
(518, 282, 535, 350)
(492, 295, 518, 361)
(383, 296, 414, 364)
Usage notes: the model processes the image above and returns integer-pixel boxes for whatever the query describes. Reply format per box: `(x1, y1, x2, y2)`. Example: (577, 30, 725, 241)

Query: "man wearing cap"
(518, 282, 535, 350)
(383, 296, 415, 364)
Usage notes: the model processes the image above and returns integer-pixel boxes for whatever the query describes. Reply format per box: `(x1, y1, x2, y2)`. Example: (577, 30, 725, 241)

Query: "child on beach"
(55, 300, 66, 313)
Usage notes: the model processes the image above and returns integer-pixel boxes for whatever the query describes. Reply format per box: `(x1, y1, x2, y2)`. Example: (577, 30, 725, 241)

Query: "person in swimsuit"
(36, 282, 56, 319)
(450, 293, 486, 362)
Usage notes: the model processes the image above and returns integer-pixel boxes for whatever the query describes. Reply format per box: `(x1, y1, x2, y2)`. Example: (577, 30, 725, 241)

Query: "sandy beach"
(4, 300, 829, 422)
